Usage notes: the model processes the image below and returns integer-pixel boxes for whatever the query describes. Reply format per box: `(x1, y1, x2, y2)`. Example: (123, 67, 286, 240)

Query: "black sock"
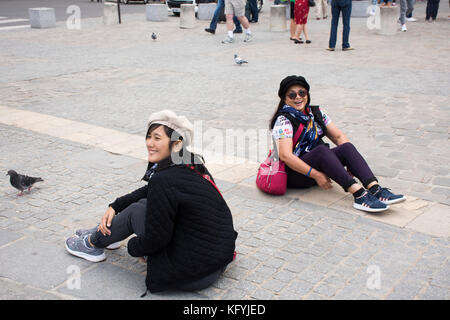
(369, 184, 381, 194)
(352, 187, 365, 199)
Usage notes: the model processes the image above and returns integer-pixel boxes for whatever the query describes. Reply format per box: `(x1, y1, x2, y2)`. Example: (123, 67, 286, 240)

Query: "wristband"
(306, 167, 313, 177)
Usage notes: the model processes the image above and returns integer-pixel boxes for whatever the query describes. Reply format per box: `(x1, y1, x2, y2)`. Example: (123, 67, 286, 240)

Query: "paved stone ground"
(0, 2, 449, 300)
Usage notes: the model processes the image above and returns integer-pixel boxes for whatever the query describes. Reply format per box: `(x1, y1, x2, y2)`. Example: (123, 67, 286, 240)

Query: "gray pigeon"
(151, 32, 157, 40)
(234, 54, 248, 65)
(6, 170, 43, 196)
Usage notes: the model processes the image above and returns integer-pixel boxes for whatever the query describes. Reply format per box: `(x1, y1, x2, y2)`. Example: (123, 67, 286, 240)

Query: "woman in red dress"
(292, 0, 311, 44)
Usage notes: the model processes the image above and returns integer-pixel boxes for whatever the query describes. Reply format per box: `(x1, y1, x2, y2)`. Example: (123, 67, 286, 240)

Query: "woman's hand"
(98, 206, 116, 236)
(138, 257, 147, 264)
(311, 169, 333, 190)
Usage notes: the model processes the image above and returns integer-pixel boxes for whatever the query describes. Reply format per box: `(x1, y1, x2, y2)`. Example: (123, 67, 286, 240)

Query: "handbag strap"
(292, 123, 304, 148)
(186, 165, 223, 198)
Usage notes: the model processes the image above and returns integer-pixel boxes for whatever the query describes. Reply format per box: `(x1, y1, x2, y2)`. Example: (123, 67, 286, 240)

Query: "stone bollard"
(197, 3, 216, 21)
(378, 6, 399, 35)
(285, 2, 290, 20)
(103, 2, 119, 25)
(270, 5, 287, 32)
(351, 0, 369, 17)
(146, 3, 168, 21)
(29, 7, 56, 29)
(180, 4, 195, 29)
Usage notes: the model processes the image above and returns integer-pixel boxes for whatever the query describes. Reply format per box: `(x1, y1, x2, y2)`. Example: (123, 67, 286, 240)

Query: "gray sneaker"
(221, 35, 234, 44)
(243, 33, 253, 42)
(75, 225, 121, 250)
(65, 235, 106, 262)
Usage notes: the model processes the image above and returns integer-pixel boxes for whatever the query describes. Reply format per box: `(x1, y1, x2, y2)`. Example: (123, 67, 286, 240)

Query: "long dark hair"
(146, 124, 210, 177)
(270, 100, 286, 129)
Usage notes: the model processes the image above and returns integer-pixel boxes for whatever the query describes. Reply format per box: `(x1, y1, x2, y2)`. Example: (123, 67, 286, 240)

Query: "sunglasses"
(287, 89, 307, 100)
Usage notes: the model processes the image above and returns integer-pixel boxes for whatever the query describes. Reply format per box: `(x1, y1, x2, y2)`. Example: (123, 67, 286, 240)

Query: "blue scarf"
(281, 105, 319, 157)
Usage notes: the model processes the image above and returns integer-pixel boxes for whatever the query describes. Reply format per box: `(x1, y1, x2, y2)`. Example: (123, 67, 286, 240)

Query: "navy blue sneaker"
(370, 186, 406, 205)
(353, 191, 390, 213)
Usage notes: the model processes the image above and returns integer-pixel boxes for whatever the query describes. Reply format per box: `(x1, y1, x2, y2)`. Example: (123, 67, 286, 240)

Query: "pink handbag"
(256, 123, 303, 195)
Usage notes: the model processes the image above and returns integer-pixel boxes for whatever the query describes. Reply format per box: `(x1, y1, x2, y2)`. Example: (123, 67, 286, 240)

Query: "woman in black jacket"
(65, 110, 237, 293)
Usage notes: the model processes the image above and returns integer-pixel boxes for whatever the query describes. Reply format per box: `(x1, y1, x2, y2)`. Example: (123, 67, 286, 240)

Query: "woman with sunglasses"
(65, 110, 237, 295)
(270, 75, 405, 213)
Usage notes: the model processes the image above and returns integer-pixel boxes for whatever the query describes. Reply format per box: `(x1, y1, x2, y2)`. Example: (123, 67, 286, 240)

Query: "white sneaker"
(406, 17, 417, 22)
(243, 33, 253, 43)
(221, 35, 234, 44)
(401, 24, 407, 32)
(369, 6, 376, 16)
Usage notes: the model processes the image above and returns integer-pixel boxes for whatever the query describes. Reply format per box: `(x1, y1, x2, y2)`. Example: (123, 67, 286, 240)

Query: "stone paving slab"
(1, 124, 449, 299)
(0, 2, 449, 300)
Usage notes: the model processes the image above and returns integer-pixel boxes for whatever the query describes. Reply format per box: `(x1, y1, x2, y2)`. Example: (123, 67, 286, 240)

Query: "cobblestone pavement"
(0, 2, 449, 299)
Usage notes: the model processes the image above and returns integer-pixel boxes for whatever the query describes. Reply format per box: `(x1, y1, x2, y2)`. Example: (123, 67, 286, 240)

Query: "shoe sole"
(380, 196, 407, 205)
(106, 242, 121, 250)
(65, 241, 106, 262)
(353, 203, 390, 213)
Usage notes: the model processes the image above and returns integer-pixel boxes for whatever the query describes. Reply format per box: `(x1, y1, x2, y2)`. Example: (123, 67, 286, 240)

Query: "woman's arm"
(278, 139, 332, 189)
(127, 176, 176, 257)
(108, 185, 148, 214)
(324, 122, 350, 146)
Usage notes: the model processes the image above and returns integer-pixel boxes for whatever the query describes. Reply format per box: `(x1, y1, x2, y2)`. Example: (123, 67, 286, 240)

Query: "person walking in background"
(327, 0, 353, 51)
(245, 0, 259, 22)
(316, 0, 328, 20)
(288, 0, 300, 42)
(222, 0, 253, 43)
(425, 0, 440, 22)
(406, 0, 417, 21)
(398, 0, 408, 31)
(205, 0, 242, 35)
(293, 0, 311, 44)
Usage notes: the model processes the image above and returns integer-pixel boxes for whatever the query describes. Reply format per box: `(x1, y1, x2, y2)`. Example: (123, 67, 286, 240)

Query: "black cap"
(278, 75, 310, 99)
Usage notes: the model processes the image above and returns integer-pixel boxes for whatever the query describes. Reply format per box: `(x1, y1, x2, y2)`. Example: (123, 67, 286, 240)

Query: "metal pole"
(117, 0, 121, 24)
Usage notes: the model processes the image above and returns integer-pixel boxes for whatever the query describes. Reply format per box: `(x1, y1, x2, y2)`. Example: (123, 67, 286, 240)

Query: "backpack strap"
(292, 122, 304, 147)
(310, 105, 327, 137)
(186, 165, 223, 198)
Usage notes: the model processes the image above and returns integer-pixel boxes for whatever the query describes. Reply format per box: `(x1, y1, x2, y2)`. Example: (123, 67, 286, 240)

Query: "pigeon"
(234, 54, 248, 65)
(6, 170, 43, 196)
(151, 32, 157, 41)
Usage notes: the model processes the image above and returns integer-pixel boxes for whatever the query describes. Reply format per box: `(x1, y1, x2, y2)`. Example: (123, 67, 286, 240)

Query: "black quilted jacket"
(109, 158, 237, 293)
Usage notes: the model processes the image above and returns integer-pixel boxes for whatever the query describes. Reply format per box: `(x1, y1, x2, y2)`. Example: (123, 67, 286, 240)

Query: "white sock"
(245, 29, 252, 35)
(228, 30, 233, 38)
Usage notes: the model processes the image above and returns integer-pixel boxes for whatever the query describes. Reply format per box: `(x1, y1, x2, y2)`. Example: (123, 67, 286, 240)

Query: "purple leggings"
(286, 142, 378, 191)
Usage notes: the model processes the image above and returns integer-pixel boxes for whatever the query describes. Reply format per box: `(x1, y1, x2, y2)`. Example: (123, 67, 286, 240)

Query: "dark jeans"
(329, 0, 352, 49)
(286, 143, 378, 191)
(246, 0, 259, 22)
(90, 198, 147, 248)
(90, 198, 223, 291)
(210, 0, 242, 30)
(426, 0, 440, 19)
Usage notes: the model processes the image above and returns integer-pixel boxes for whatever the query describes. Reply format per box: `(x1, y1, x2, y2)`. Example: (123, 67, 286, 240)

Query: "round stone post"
(197, 3, 216, 21)
(270, 5, 287, 32)
(378, 6, 400, 35)
(180, 4, 196, 29)
(146, 3, 168, 21)
(29, 7, 56, 28)
(103, 2, 119, 25)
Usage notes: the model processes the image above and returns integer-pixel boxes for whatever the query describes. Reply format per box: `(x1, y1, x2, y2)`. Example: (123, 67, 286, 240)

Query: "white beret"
(147, 110, 194, 146)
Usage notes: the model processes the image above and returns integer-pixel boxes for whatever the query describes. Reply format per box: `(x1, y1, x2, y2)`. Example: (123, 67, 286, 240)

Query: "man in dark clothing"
(327, 0, 354, 51)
